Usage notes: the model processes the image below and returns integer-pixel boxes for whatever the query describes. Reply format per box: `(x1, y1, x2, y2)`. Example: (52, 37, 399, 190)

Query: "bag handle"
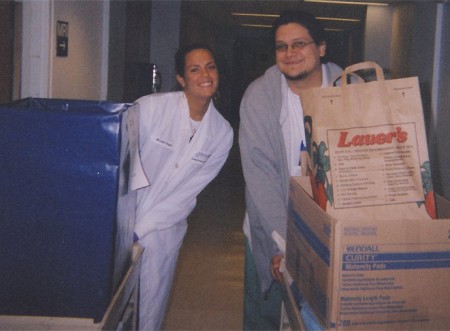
(341, 61, 385, 86)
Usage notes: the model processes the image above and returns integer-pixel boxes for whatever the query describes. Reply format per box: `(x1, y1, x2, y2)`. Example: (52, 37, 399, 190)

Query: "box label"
(335, 242, 450, 329)
(343, 249, 450, 271)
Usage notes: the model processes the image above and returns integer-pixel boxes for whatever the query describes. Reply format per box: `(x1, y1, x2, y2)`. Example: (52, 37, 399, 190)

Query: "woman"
(133, 44, 233, 330)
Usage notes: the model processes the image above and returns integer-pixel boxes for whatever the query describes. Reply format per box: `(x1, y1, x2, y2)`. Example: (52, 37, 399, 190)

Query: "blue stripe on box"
(289, 206, 330, 266)
(342, 251, 450, 271)
(371, 251, 450, 261)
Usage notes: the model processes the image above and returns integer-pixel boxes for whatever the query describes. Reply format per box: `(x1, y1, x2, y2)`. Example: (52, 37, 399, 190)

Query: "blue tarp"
(0, 98, 133, 321)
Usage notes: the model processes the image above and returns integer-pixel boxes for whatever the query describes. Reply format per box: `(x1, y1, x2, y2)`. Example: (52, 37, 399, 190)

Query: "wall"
(364, 6, 393, 74)
(107, 0, 127, 102)
(150, 0, 180, 92)
(0, 1, 16, 103)
(179, 1, 239, 123)
(18, 0, 450, 198)
(21, 0, 51, 98)
(365, 3, 437, 81)
(20, 0, 179, 101)
(364, 2, 450, 199)
(390, 4, 415, 79)
(51, 0, 107, 100)
(20, 0, 107, 100)
(432, 3, 450, 198)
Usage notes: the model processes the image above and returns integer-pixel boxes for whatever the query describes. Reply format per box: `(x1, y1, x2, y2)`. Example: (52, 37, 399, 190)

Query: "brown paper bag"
(300, 61, 436, 220)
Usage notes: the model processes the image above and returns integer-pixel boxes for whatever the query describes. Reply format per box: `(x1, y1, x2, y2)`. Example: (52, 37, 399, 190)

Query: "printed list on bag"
(328, 124, 422, 209)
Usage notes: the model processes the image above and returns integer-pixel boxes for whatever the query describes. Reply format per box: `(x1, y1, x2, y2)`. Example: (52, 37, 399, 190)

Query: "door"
(0, 1, 16, 104)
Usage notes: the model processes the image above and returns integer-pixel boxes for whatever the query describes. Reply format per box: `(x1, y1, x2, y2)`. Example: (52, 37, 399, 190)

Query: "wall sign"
(56, 21, 68, 57)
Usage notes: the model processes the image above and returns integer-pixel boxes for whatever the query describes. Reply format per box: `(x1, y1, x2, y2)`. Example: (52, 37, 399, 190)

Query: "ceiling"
(184, 0, 444, 37)
(184, 0, 380, 35)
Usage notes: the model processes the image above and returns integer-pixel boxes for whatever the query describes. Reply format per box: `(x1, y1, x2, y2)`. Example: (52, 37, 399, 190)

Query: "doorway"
(0, 1, 17, 104)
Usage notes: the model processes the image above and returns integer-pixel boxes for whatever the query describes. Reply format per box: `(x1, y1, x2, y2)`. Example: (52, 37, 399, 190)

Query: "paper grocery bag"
(300, 61, 436, 220)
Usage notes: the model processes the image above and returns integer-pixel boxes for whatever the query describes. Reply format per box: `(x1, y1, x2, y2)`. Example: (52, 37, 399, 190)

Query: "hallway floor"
(162, 138, 246, 331)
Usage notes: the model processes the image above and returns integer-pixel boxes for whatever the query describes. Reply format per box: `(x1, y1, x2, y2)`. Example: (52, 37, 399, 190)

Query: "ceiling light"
(241, 24, 273, 28)
(304, 0, 388, 5)
(316, 16, 360, 22)
(232, 13, 279, 18)
(232, 13, 360, 23)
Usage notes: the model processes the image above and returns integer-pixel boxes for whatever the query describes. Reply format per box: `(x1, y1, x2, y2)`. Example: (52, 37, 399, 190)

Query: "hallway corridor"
(163, 136, 246, 330)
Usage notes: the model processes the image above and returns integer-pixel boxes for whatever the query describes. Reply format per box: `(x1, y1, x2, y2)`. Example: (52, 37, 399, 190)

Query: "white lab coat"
(134, 91, 233, 330)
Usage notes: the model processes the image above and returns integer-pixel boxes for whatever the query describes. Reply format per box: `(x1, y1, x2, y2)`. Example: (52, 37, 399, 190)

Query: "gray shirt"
(239, 63, 344, 290)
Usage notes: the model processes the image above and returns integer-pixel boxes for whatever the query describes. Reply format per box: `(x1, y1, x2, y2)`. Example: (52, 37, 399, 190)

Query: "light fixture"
(304, 0, 388, 6)
(232, 13, 361, 23)
(241, 24, 273, 28)
(231, 13, 279, 18)
(316, 16, 360, 22)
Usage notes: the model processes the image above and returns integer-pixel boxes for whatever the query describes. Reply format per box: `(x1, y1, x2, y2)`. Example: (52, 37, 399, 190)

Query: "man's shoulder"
(324, 61, 343, 71)
(323, 62, 344, 85)
(245, 65, 281, 95)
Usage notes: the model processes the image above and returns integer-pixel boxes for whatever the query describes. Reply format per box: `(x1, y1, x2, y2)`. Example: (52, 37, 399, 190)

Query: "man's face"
(275, 23, 326, 82)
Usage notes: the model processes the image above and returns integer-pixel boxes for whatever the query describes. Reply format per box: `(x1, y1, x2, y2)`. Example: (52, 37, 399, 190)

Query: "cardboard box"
(286, 176, 450, 330)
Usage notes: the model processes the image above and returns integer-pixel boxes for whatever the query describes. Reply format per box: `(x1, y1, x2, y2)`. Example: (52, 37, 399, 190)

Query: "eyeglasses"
(275, 40, 315, 53)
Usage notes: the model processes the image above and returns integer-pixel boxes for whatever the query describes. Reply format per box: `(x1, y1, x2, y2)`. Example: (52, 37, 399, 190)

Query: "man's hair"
(272, 10, 328, 63)
(272, 10, 327, 45)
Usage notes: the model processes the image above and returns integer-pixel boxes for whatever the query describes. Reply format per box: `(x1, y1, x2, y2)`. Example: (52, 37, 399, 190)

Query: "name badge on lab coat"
(192, 151, 211, 163)
(152, 136, 174, 149)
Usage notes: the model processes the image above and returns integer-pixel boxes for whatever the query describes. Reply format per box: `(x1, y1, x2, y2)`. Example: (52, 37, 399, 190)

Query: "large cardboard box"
(286, 176, 450, 330)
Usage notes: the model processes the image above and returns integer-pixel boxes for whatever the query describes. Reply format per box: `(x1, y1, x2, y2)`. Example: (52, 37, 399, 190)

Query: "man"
(239, 11, 344, 330)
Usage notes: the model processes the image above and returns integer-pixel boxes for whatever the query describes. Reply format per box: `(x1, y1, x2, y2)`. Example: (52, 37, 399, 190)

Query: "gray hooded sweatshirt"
(239, 62, 344, 290)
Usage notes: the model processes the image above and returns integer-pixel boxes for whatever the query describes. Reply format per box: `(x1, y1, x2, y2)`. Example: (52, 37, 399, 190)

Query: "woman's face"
(177, 48, 219, 101)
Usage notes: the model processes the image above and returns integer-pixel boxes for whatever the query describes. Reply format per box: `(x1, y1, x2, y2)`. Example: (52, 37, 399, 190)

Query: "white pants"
(138, 221, 188, 331)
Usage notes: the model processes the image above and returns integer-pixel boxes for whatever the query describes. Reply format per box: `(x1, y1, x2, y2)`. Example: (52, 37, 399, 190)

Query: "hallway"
(163, 134, 246, 330)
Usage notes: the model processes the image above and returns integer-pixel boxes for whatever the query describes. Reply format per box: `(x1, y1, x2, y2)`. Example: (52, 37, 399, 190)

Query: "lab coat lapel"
(188, 102, 212, 147)
(174, 101, 212, 170)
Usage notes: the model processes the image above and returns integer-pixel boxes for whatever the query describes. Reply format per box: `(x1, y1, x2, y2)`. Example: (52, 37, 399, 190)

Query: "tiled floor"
(163, 138, 246, 331)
